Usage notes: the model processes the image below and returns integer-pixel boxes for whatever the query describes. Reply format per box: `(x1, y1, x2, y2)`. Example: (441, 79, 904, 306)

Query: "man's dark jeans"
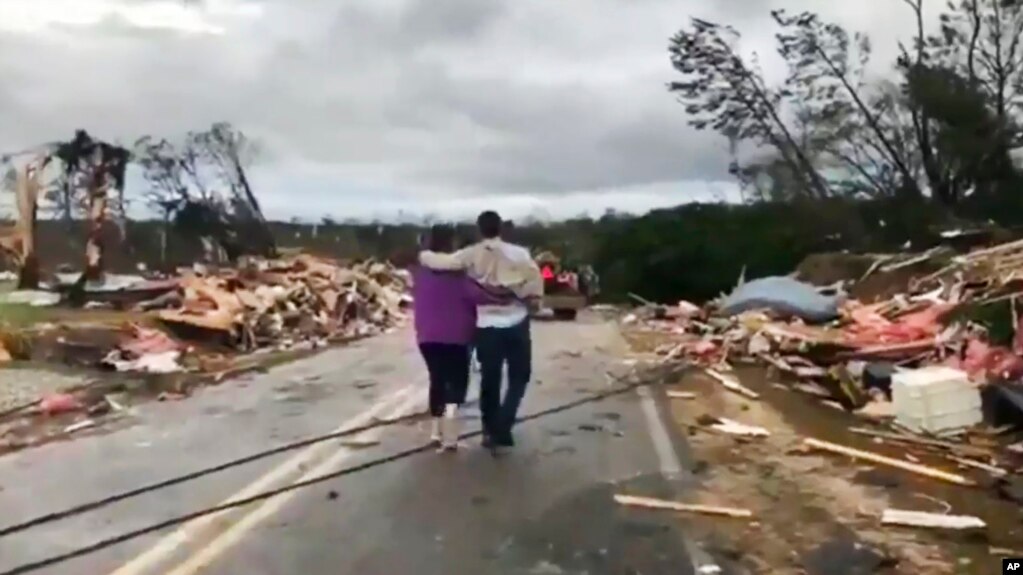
(475, 318, 531, 446)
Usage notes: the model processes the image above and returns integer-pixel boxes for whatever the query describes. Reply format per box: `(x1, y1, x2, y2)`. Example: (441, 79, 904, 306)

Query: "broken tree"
(50, 130, 130, 292)
(0, 159, 44, 289)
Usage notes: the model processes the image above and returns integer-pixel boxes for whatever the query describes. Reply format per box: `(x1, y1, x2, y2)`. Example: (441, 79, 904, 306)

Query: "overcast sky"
(0, 0, 930, 222)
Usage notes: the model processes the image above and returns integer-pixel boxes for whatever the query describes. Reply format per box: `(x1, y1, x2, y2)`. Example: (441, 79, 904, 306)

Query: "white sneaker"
(430, 417, 442, 444)
(440, 404, 460, 451)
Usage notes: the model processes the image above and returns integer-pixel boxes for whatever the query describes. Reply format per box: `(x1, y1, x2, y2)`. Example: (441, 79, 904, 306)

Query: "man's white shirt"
(476, 242, 530, 328)
(418, 238, 536, 329)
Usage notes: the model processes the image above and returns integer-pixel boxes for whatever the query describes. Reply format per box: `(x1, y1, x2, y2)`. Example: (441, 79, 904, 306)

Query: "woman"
(412, 224, 508, 451)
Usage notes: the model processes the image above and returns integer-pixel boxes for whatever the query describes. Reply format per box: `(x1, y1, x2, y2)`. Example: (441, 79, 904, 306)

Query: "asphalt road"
(0, 316, 728, 575)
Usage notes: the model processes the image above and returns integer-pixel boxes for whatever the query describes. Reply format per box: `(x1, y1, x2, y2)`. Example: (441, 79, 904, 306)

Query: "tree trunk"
(233, 159, 277, 258)
(707, 55, 829, 199)
(14, 164, 40, 290)
(741, 69, 831, 199)
(82, 171, 108, 283)
(816, 46, 921, 198)
(160, 219, 169, 267)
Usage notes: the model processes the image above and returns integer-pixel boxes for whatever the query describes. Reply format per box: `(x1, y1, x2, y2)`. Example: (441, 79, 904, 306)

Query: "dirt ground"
(623, 329, 1023, 575)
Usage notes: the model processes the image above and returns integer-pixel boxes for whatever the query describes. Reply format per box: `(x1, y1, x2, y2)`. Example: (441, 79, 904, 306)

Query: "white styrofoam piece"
(892, 367, 982, 435)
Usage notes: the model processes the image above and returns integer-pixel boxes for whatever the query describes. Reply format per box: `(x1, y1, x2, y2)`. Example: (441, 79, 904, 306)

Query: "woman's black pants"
(418, 343, 471, 417)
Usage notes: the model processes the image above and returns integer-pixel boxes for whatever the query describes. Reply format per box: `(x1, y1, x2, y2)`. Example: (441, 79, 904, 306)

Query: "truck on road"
(535, 251, 597, 321)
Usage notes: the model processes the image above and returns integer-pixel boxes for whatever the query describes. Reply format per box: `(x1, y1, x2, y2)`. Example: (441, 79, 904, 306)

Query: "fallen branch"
(991, 546, 1023, 556)
(756, 352, 792, 373)
(802, 438, 976, 486)
(881, 509, 985, 531)
(848, 427, 991, 458)
(666, 391, 697, 400)
(627, 292, 655, 306)
(948, 456, 1007, 477)
(708, 418, 769, 437)
(704, 368, 760, 400)
(614, 494, 752, 518)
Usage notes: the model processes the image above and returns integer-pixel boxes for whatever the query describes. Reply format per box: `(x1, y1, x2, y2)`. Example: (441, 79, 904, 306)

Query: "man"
(419, 211, 543, 452)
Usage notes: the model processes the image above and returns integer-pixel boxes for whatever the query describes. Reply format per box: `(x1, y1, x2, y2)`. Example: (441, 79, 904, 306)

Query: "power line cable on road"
(0, 371, 671, 575)
(0, 410, 424, 538)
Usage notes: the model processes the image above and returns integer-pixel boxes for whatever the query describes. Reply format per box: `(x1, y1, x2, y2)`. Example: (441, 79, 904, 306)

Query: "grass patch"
(0, 303, 52, 330)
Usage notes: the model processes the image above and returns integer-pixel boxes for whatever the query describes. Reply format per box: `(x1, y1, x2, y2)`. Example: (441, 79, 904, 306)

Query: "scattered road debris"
(154, 255, 408, 351)
(666, 390, 697, 400)
(892, 366, 982, 435)
(991, 546, 1023, 556)
(847, 427, 991, 458)
(613, 494, 753, 518)
(624, 235, 1023, 529)
(948, 455, 1008, 477)
(38, 393, 82, 416)
(704, 368, 759, 400)
(719, 276, 840, 323)
(706, 417, 770, 437)
(881, 509, 986, 531)
(802, 438, 976, 486)
(339, 437, 381, 448)
(63, 419, 97, 434)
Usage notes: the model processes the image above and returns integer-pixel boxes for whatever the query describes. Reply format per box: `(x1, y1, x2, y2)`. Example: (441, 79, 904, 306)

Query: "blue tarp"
(719, 276, 839, 323)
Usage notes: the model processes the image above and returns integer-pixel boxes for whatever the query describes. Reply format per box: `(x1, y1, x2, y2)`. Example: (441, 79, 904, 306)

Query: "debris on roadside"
(803, 438, 976, 486)
(622, 236, 1023, 500)
(340, 437, 382, 448)
(38, 393, 82, 416)
(891, 366, 982, 436)
(102, 325, 185, 374)
(667, 390, 697, 400)
(880, 509, 986, 532)
(719, 276, 840, 323)
(2, 255, 409, 378)
(703, 416, 770, 438)
(991, 546, 1023, 556)
(704, 368, 759, 400)
(613, 494, 753, 518)
(948, 455, 1008, 477)
(63, 419, 97, 434)
(0, 290, 61, 307)
(152, 255, 408, 351)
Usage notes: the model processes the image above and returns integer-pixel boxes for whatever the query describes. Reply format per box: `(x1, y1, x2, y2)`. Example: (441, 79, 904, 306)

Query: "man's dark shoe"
(481, 432, 495, 449)
(494, 432, 515, 448)
(490, 444, 513, 457)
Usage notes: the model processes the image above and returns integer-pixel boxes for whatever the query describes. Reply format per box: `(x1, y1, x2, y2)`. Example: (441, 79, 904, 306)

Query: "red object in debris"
(949, 338, 1023, 382)
(39, 393, 83, 416)
(120, 325, 182, 358)
(1014, 313, 1023, 356)
(844, 303, 953, 346)
(542, 266, 555, 280)
(690, 340, 719, 356)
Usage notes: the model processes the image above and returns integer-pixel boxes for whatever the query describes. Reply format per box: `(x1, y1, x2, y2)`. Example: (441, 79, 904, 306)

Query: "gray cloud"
(0, 0, 925, 219)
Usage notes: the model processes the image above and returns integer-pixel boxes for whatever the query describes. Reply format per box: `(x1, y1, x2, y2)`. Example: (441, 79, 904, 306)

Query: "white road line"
(108, 385, 414, 575)
(163, 389, 425, 575)
(636, 385, 722, 573)
(637, 386, 682, 478)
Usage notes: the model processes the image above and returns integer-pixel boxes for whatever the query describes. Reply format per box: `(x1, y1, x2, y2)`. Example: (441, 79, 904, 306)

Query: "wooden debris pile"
(146, 255, 410, 352)
(626, 235, 1023, 390)
(624, 237, 1023, 484)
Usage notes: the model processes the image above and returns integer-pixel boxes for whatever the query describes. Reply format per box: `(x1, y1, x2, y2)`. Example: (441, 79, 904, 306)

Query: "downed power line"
(0, 369, 671, 575)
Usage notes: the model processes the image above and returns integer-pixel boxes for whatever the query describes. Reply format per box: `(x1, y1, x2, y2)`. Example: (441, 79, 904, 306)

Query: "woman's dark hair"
(428, 224, 456, 253)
